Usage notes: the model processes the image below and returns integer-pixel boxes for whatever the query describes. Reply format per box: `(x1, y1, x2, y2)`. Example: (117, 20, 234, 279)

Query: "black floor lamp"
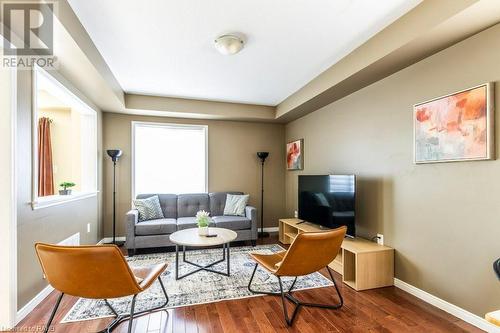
(106, 149, 123, 246)
(257, 152, 269, 238)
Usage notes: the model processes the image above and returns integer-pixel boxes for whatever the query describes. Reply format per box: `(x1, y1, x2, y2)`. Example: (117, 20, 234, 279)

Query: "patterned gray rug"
(61, 244, 333, 323)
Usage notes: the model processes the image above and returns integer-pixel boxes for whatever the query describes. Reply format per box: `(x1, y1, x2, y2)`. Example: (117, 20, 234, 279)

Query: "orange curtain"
(38, 117, 54, 196)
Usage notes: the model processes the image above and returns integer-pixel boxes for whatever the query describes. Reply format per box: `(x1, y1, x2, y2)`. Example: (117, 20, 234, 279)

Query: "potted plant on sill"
(59, 182, 75, 195)
(196, 210, 212, 236)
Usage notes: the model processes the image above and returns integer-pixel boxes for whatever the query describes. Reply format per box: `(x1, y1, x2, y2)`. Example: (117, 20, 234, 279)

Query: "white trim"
(131, 121, 209, 199)
(10, 64, 18, 330)
(31, 191, 98, 210)
(1, 65, 18, 330)
(16, 285, 54, 324)
(97, 236, 126, 245)
(31, 66, 98, 210)
(394, 278, 500, 333)
(15, 233, 80, 324)
(258, 227, 279, 233)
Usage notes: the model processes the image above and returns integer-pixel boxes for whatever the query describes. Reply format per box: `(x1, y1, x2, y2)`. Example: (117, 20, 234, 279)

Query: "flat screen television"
(298, 175, 356, 237)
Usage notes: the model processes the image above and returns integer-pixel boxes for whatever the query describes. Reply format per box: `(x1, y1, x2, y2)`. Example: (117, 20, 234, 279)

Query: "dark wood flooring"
(15, 235, 482, 333)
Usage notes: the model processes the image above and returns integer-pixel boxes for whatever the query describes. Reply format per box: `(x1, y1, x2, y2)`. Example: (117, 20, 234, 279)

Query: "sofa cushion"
(212, 216, 251, 230)
(177, 194, 210, 217)
(135, 218, 177, 235)
(133, 195, 165, 222)
(177, 216, 215, 230)
(209, 192, 243, 216)
(136, 194, 177, 218)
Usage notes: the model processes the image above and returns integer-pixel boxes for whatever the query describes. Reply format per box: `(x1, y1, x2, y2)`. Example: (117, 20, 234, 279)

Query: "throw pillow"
(223, 194, 249, 216)
(133, 195, 164, 222)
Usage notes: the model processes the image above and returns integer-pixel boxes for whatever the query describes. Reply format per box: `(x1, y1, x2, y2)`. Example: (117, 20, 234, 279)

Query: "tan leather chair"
(35, 243, 169, 333)
(248, 226, 346, 325)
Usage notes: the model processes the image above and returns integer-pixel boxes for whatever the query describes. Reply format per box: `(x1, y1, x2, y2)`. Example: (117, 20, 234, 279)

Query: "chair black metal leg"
(127, 295, 137, 333)
(327, 265, 343, 308)
(104, 299, 119, 317)
(288, 276, 298, 294)
(247, 264, 344, 326)
(247, 263, 270, 295)
(44, 292, 64, 333)
(247, 264, 297, 295)
(157, 275, 169, 306)
(248, 263, 278, 295)
(99, 276, 169, 333)
(278, 277, 300, 325)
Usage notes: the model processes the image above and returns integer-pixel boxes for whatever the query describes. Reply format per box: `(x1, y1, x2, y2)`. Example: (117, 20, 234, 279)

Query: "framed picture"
(286, 139, 304, 170)
(413, 83, 494, 164)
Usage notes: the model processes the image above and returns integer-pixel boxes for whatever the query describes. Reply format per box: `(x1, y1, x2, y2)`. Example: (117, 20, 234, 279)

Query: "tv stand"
(279, 218, 394, 291)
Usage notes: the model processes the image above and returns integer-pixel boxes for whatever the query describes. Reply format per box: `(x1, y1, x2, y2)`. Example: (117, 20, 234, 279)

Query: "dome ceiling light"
(214, 34, 244, 55)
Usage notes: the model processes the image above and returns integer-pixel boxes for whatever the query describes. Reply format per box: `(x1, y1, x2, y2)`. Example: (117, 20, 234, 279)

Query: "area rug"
(61, 244, 333, 323)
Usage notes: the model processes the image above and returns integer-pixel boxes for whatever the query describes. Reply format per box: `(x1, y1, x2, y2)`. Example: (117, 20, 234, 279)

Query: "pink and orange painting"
(414, 83, 494, 163)
(286, 139, 303, 170)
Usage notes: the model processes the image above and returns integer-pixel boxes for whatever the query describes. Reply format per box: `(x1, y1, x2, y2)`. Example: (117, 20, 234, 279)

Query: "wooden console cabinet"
(279, 218, 394, 291)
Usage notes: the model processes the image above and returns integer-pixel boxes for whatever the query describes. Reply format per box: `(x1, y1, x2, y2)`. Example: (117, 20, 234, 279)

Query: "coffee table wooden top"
(169, 227, 237, 247)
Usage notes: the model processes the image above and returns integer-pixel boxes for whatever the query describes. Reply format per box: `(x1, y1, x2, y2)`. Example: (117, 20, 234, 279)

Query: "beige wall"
(16, 70, 103, 309)
(38, 108, 83, 191)
(285, 23, 500, 317)
(102, 113, 286, 237)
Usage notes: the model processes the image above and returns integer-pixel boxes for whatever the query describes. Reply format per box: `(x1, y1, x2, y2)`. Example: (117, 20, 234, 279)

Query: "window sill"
(31, 191, 98, 210)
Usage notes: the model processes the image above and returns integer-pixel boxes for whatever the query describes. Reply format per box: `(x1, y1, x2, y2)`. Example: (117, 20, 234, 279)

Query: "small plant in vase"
(196, 210, 212, 236)
(59, 182, 75, 195)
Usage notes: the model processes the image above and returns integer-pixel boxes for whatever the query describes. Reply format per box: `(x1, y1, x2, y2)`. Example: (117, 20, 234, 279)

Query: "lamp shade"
(107, 149, 122, 162)
(257, 152, 269, 162)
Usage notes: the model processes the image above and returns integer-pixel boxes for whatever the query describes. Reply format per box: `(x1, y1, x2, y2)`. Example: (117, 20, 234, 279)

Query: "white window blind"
(132, 122, 207, 196)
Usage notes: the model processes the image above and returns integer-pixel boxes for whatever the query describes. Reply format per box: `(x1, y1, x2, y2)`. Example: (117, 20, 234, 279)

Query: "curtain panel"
(38, 117, 54, 196)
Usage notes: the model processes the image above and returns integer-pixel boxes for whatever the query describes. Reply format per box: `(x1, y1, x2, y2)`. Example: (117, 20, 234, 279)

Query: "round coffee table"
(169, 227, 237, 280)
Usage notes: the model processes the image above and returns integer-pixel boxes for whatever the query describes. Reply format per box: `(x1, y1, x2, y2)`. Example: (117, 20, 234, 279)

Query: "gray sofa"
(125, 192, 257, 256)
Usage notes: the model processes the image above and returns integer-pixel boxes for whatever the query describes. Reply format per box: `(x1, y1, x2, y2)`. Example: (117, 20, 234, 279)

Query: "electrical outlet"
(294, 210, 298, 218)
(376, 233, 384, 245)
(87, 223, 91, 233)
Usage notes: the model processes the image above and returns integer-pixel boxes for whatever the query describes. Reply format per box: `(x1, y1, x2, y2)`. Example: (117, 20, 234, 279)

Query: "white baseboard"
(16, 285, 54, 324)
(259, 227, 279, 233)
(97, 236, 126, 244)
(16, 233, 80, 324)
(394, 278, 500, 333)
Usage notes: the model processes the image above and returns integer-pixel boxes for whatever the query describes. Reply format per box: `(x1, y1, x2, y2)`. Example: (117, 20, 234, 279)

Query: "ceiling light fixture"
(214, 34, 244, 55)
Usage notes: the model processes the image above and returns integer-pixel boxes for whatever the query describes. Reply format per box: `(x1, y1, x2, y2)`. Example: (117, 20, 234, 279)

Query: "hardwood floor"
(16, 235, 483, 333)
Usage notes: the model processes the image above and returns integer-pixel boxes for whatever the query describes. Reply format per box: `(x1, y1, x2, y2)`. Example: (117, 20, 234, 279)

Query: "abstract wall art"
(286, 139, 303, 170)
(414, 83, 494, 163)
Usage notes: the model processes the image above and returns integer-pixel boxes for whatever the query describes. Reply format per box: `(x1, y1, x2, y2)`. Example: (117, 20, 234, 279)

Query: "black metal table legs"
(175, 243, 231, 280)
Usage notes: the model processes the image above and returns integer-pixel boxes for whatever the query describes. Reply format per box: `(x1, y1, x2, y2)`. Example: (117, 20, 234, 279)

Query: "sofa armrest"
(246, 206, 258, 240)
(125, 209, 139, 251)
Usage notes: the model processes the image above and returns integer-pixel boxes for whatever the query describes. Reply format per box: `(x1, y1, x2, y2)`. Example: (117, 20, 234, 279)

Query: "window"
(32, 67, 97, 209)
(132, 122, 208, 196)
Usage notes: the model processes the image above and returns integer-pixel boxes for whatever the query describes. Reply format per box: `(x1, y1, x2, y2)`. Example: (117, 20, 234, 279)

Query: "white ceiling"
(68, 0, 421, 106)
